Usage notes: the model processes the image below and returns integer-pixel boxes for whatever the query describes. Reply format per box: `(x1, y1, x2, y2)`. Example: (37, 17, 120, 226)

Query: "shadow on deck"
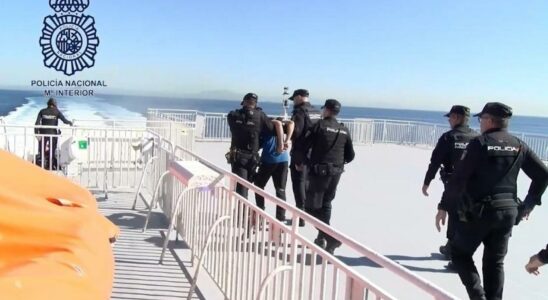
(93, 189, 207, 300)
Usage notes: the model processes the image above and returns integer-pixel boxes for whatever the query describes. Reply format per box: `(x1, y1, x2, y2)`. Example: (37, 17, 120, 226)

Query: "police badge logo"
(39, 0, 99, 76)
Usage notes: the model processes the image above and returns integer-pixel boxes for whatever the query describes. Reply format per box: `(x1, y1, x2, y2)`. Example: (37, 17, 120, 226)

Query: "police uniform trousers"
(38, 135, 59, 170)
(231, 155, 258, 199)
(305, 173, 342, 244)
(450, 207, 518, 300)
(290, 163, 308, 211)
(443, 182, 459, 241)
(254, 162, 288, 221)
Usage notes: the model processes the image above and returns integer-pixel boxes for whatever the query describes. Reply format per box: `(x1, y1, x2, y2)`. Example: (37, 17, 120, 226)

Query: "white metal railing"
(147, 109, 548, 161)
(0, 120, 194, 197)
(136, 137, 458, 300)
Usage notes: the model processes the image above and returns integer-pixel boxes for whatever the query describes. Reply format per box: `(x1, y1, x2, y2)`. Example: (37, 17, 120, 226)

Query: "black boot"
(439, 241, 452, 260)
(325, 240, 342, 255)
(314, 237, 327, 249)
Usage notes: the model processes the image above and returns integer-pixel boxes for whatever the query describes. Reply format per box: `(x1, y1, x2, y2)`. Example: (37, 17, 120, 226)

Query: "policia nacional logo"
(39, 0, 99, 76)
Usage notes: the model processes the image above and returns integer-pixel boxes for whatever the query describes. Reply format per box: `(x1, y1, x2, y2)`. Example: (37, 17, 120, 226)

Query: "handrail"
(171, 144, 458, 299)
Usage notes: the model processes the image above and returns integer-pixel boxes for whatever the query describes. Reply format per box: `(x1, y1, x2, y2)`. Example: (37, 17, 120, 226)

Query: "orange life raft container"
(0, 150, 118, 300)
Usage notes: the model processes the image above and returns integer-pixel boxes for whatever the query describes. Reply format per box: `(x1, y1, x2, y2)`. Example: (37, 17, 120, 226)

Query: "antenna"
(282, 86, 289, 120)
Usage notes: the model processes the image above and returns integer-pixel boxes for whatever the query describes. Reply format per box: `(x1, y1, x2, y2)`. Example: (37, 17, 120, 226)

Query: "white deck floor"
(96, 188, 224, 300)
(191, 141, 548, 300)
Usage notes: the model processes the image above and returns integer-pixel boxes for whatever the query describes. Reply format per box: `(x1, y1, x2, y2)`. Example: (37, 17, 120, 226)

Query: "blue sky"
(0, 0, 547, 116)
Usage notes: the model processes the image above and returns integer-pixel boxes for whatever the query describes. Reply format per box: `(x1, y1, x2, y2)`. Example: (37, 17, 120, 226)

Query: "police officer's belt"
(311, 163, 343, 176)
(226, 148, 258, 164)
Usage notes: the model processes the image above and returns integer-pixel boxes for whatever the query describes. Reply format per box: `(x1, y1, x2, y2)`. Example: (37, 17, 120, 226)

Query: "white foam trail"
(3, 96, 145, 125)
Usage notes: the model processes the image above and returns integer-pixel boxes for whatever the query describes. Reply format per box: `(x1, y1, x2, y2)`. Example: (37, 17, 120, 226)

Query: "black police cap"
(288, 89, 309, 101)
(241, 93, 258, 105)
(47, 97, 57, 107)
(321, 99, 341, 113)
(474, 102, 513, 118)
(444, 105, 470, 117)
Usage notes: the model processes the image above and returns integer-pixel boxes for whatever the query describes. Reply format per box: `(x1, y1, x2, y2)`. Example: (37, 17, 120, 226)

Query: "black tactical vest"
(470, 131, 523, 200)
(309, 119, 349, 166)
(292, 103, 321, 149)
(447, 126, 478, 170)
(228, 108, 263, 153)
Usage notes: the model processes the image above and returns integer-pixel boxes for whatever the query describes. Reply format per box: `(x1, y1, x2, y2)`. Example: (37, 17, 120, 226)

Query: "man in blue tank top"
(254, 118, 294, 221)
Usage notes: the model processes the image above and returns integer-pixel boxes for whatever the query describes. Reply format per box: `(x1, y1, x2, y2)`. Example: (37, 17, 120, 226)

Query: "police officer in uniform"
(304, 99, 355, 254)
(289, 89, 321, 226)
(422, 105, 478, 259)
(435, 102, 548, 300)
(34, 98, 73, 169)
(227, 93, 274, 199)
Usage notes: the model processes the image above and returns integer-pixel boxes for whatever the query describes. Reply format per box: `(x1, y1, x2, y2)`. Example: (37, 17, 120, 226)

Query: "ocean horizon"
(1, 89, 547, 135)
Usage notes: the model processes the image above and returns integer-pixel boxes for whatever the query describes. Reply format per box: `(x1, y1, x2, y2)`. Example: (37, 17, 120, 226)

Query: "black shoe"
(314, 237, 327, 249)
(298, 219, 305, 227)
(439, 244, 452, 260)
(325, 240, 342, 255)
(445, 261, 457, 273)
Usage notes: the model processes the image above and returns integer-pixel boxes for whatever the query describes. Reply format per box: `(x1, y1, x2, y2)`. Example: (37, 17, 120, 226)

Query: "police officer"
(525, 244, 548, 275)
(227, 93, 274, 199)
(34, 98, 73, 170)
(289, 89, 321, 226)
(422, 105, 478, 259)
(303, 99, 355, 254)
(435, 102, 548, 300)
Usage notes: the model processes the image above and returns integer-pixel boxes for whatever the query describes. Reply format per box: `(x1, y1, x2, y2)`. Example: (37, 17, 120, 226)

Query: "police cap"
(288, 89, 309, 101)
(321, 99, 341, 113)
(241, 93, 258, 105)
(47, 97, 57, 107)
(474, 102, 513, 118)
(444, 105, 470, 117)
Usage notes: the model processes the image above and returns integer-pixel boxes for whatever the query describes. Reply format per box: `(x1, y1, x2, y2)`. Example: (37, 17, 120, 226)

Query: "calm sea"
(1, 90, 546, 135)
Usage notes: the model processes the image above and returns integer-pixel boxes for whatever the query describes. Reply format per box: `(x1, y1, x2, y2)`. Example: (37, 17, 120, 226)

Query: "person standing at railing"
(226, 93, 274, 199)
(254, 118, 294, 222)
(422, 105, 478, 261)
(302, 99, 355, 254)
(435, 102, 548, 300)
(289, 89, 321, 227)
(34, 98, 73, 170)
(525, 244, 548, 275)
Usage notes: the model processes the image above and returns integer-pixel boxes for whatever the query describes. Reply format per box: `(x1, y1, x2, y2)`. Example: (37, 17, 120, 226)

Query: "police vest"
(292, 103, 321, 150)
(447, 127, 478, 170)
(474, 133, 523, 201)
(228, 108, 263, 153)
(309, 120, 348, 166)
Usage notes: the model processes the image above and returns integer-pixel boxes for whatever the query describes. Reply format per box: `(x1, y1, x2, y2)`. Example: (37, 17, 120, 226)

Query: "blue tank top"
(260, 135, 289, 164)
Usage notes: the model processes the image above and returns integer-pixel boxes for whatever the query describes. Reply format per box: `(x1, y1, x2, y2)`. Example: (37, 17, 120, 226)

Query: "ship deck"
(100, 141, 548, 299)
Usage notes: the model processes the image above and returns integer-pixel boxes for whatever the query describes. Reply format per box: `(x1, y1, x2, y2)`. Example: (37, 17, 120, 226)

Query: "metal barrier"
(147, 109, 548, 160)
(0, 123, 182, 198)
(136, 140, 458, 300)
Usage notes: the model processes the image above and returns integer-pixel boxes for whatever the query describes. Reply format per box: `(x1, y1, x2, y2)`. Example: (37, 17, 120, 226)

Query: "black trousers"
(450, 208, 518, 300)
(442, 181, 458, 241)
(290, 163, 308, 210)
(254, 161, 288, 220)
(38, 136, 58, 170)
(231, 158, 257, 199)
(447, 210, 458, 240)
(305, 173, 342, 244)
